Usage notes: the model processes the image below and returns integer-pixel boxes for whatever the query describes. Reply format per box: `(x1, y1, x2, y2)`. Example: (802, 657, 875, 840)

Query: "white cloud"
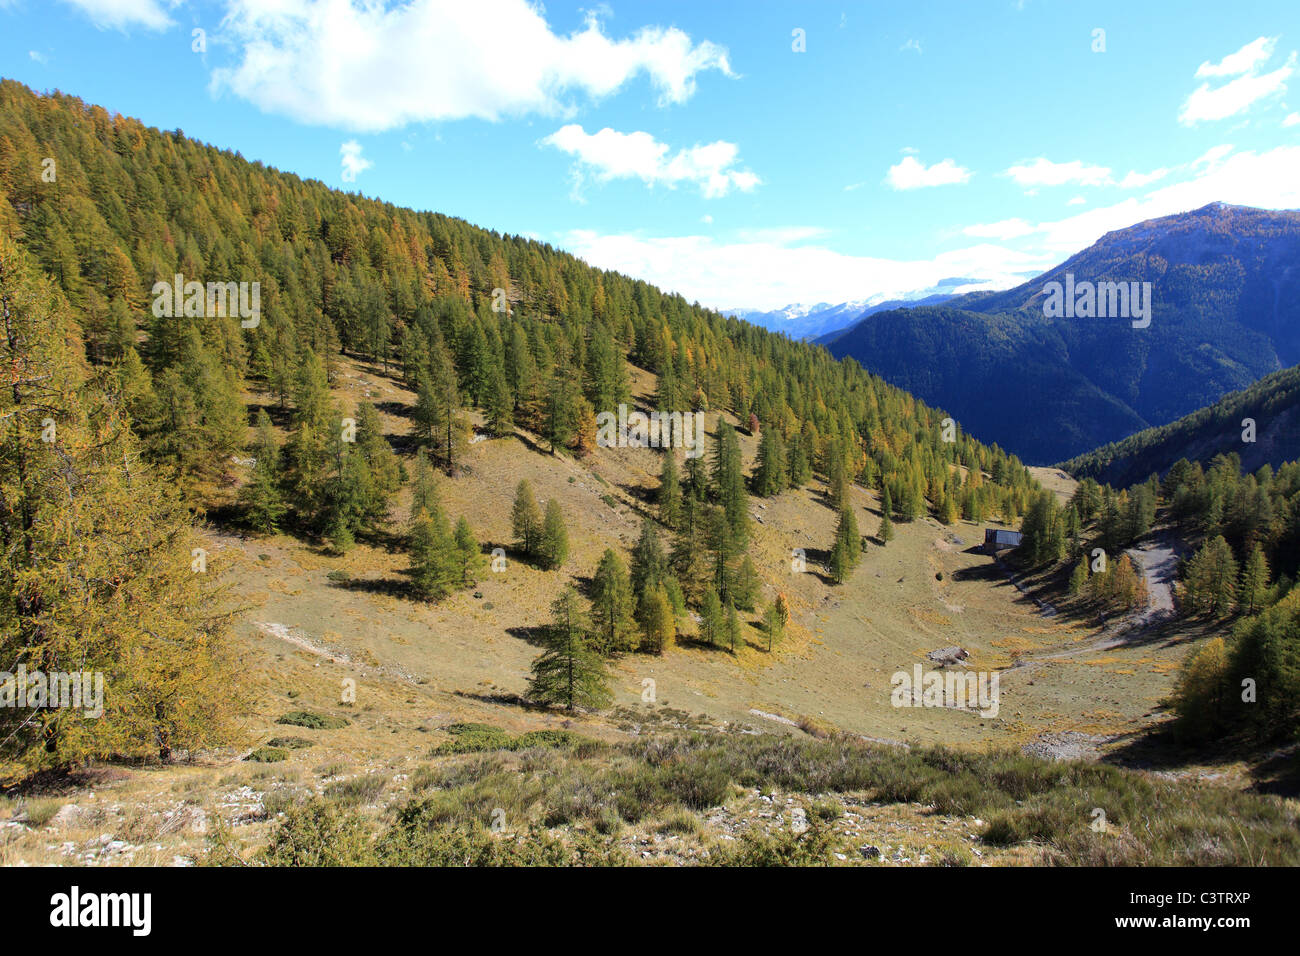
(1067, 196, 1087, 206)
(541, 124, 759, 199)
(1004, 157, 1112, 188)
(1284, 112, 1300, 127)
(962, 218, 1036, 240)
(212, 0, 733, 132)
(340, 140, 371, 183)
(1118, 167, 1169, 189)
(563, 144, 1300, 311)
(885, 155, 972, 190)
(57, 0, 177, 31)
(975, 144, 1300, 255)
(1194, 143, 1235, 167)
(28, 50, 45, 63)
(561, 228, 1047, 311)
(1180, 37, 1295, 125)
(900, 38, 922, 54)
(1195, 36, 1277, 78)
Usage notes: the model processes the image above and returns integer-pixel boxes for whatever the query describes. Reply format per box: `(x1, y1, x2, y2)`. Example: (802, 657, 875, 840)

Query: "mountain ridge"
(828, 202, 1300, 463)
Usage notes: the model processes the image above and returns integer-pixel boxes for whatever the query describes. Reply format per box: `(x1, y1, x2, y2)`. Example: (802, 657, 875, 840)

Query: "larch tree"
(527, 587, 611, 712)
(0, 234, 241, 773)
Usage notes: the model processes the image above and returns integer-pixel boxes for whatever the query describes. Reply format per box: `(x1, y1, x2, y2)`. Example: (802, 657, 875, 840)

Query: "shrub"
(324, 775, 386, 807)
(277, 711, 350, 730)
(246, 746, 289, 763)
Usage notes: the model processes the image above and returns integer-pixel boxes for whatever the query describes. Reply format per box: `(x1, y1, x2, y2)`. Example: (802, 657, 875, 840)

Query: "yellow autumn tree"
(0, 234, 243, 779)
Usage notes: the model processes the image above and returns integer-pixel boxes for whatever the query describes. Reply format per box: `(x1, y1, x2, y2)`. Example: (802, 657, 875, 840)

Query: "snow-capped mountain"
(726, 286, 967, 341)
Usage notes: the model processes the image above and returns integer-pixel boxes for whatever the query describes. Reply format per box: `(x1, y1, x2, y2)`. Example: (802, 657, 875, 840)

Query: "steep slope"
(826, 305, 1148, 460)
(1060, 363, 1300, 487)
(829, 203, 1300, 463)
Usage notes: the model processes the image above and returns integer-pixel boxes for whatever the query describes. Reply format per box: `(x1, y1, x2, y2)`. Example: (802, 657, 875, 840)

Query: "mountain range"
(825, 203, 1300, 465)
(726, 287, 964, 341)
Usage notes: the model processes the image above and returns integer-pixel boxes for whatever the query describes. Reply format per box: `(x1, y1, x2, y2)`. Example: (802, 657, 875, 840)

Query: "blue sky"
(3, 0, 1299, 309)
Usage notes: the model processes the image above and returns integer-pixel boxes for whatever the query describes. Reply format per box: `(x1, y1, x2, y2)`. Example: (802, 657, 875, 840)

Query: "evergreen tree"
(355, 400, 402, 520)
(408, 505, 458, 601)
(538, 498, 569, 570)
(710, 420, 749, 545)
(834, 506, 861, 571)
(753, 425, 788, 497)
(879, 488, 895, 543)
(0, 235, 240, 770)
(631, 517, 670, 596)
(410, 448, 440, 518)
(732, 554, 760, 611)
(589, 548, 637, 654)
(763, 602, 785, 651)
(484, 363, 514, 437)
(640, 583, 675, 655)
(453, 515, 485, 585)
(1068, 558, 1089, 596)
(510, 479, 542, 556)
(527, 587, 612, 712)
(700, 588, 723, 647)
(241, 408, 286, 533)
(1184, 535, 1239, 618)
(658, 450, 682, 529)
(722, 597, 742, 653)
(1240, 544, 1270, 615)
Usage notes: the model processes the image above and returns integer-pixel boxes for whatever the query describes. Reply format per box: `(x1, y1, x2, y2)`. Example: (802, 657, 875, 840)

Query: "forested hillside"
(1060, 364, 1300, 487)
(0, 79, 1045, 776)
(1015, 449, 1300, 752)
(829, 203, 1300, 463)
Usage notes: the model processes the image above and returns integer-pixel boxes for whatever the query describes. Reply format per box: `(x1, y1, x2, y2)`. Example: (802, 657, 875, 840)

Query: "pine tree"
(355, 400, 401, 520)
(640, 583, 675, 654)
(1068, 558, 1089, 596)
(658, 450, 682, 529)
(511, 479, 542, 556)
(527, 587, 611, 712)
(538, 498, 569, 570)
(411, 448, 440, 518)
(589, 548, 637, 654)
(1110, 553, 1141, 610)
(1184, 535, 1238, 618)
(484, 363, 514, 437)
(453, 515, 484, 585)
(763, 602, 785, 651)
(281, 348, 337, 529)
(753, 425, 788, 497)
(879, 488, 895, 543)
(631, 517, 670, 596)
(700, 588, 723, 647)
(668, 495, 708, 600)
(830, 537, 850, 585)
(241, 408, 286, 533)
(1240, 544, 1270, 615)
(710, 420, 749, 545)
(0, 234, 240, 770)
(834, 506, 861, 572)
(408, 505, 458, 601)
(732, 554, 760, 611)
(722, 597, 742, 653)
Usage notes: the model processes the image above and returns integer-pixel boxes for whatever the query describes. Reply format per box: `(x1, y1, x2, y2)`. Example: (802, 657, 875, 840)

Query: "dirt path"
(1125, 537, 1178, 624)
(1026, 532, 1181, 664)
